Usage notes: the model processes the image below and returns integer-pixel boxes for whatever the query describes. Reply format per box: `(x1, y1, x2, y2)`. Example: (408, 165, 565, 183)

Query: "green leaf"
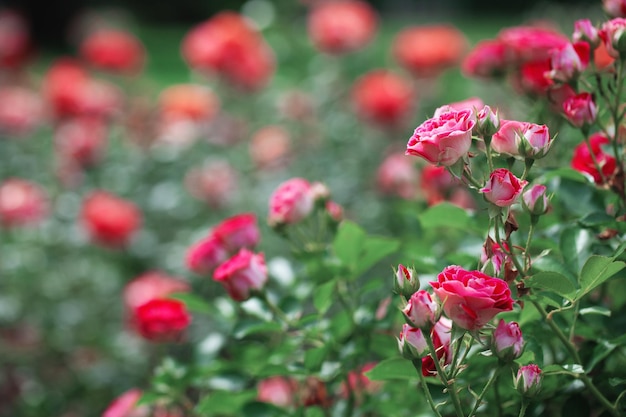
(169, 292, 213, 314)
(364, 357, 417, 381)
(313, 279, 336, 314)
(525, 271, 577, 300)
(576, 255, 626, 300)
(559, 228, 587, 273)
(535, 167, 589, 183)
(333, 221, 365, 270)
(233, 320, 283, 339)
(304, 346, 328, 372)
(587, 340, 617, 372)
(355, 236, 400, 277)
(195, 391, 257, 415)
(418, 202, 472, 230)
(578, 212, 617, 228)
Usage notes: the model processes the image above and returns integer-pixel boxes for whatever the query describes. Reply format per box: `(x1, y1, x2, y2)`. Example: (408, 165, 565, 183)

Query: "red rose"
(123, 271, 190, 312)
(212, 212, 261, 253)
(80, 29, 145, 74)
(430, 266, 514, 331)
(571, 133, 617, 184)
(185, 235, 229, 276)
(80, 191, 142, 247)
(213, 248, 268, 301)
(133, 298, 191, 342)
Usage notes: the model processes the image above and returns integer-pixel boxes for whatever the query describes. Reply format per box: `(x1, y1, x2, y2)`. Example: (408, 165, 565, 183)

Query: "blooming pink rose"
(102, 388, 148, 417)
(547, 42, 590, 83)
(402, 290, 439, 330)
(573, 19, 600, 48)
(268, 178, 315, 226)
(212, 212, 261, 253)
(351, 69, 415, 127)
(497, 25, 569, 64)
(492, 319, 524, 362)
(133, 298, 192, 342)
(80, 29, 145, 74)
(433, 97, 485, 120)
(430, 266, 514, 330)
(571, 133, 617, 184)
(562, 92, 597, 128)
(123, 271, 190, 312)
(0, 178, 48, 228)
(599, 18, 626, 58)
(604, 0, 626, 17)
(80, 191, 142, 247)
(307, 0, 377, 55)
(0, 86, 44, 136)
(480, 168, 528, 207)
(257, 376, 298, 408)
(461, 39, 508, 79)
(406, 109, 475, 166)
(213, 248, 268, 301)
(376, 153, 419, 200)
(516, 364, 543, 397)
(185, 235, 229, 275)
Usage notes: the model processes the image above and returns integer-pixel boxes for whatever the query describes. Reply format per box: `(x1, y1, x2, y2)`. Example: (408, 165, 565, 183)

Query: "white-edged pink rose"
(213, 248, 268, 301)
(406, 109, 475, 166)
(480, 168, 528, 207)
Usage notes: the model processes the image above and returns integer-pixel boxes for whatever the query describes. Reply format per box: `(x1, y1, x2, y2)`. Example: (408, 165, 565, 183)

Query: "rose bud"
(132, 298, 191, 342)
(406, 109, 475, 167)
(515, 364, 543, 398)
(325, 200, 344, 224)
(398, 323, 429, 359)
(102, 388, 148, 417)
(481, 238, 512, 277)
(493, 120, 553, 159)
(599, 18, 626, 59)
(80, 191, 142, 248)
(268, 178, 315, 227)
(604, 0, 626, 18)
(376, 153, 419, 200)
(212, 212, 261, 253)
(123, 271, 190, 312)
(307, 0, 377, 55)
(430, 266, 514, 331)
(562, 92, 597, 129)
(491, 320, 524, 362)
(0, 178, 48, 228)
(402, 290, 439, 330)
(185, 235, 229, 276)
(213, 248, 268, 302)
(573, 19, 600, 49)
(571, 133, 617, 184)
(80, 28, 145, 74)
(394, 264, 421, 299)
(257, 376, 298, 408)
(522, 184, 550, 216)
(480, 168, 528, 208)
(475, 105, 500, 137)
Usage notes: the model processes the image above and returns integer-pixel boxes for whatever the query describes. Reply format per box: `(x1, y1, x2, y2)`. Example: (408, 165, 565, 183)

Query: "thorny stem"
(531, 301, 620, 417)
(413, 359, 444, 417)
(423, 330, 465, 417)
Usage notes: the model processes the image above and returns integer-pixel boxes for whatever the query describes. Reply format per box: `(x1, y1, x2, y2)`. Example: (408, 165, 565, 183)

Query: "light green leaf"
(418, 202, 472, 230)
(240, 400, 290, 417)
(196, 391, 257, 415)
(313, 280, 336, 314)
(525, 271, 577, 300)
(169, 292, 213, 314)
(364, 357, 417, 381)
(233, 320, 283, 339)
(355, 236, 400, 276)
(577, 256, 626, 300)
(333, 221, 365, 270)
(304, 346, 328, 372)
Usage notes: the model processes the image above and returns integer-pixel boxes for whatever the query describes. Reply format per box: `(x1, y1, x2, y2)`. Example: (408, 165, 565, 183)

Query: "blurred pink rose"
(376, 153, 419, 200)
(80, 29, 145, 74)
(55, 117, 108, 168)
(547, 42, 590, 83)
(249, 125, 292, 170)
(186, 235, 229, 276)
(351, 69, 415, 127)
(268, 178, 315, 227)
(307, 0, 377, 55)
(406, 109, 475, 166)
(573, 19, 600, 48)
(0, 10, 31, 69)
(257, 376, 298, 408)
(480, 168, 527, 207)
(213, 248, 268, 301)
(0, 178, 48, 228)
(123, 271, 190, 312)
(498, 25, 569, 64)
(80, 191, 142, 247)
(599, 18, 626, 58)
(339, 362, 381, 402)
(430, 265, 514, 330)
(461, 39, 508, 78)
(102, 388, 148, 417)
(562, 92, 597, 128)
(604, 0, 626, 17)
(212, 212, 261, 253)
(185, 160, 239, 208)
(0, 86, 45, 136)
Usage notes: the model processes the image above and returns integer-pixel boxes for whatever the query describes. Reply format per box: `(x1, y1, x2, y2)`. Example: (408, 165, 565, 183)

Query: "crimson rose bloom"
(80, 191, 142, 247)
(406, 109, 475, 166)
(430, 266, 514, 330)
(133, 298, 191, 342)
(571, 133, 617, 184)
(213, 248, 268, 301)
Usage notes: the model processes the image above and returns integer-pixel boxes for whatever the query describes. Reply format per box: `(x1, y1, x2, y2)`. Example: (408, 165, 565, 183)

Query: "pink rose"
(102, 388, 148, 417)
(491, 121, 552, 159)
(123, 271, 190, 312)
(497, 25, 569, 64)
(434, 97, 485, 117)
(571, 133, 617, 184)
(599, 18, 626, 58)
(0, 178, 49, 228)
(492, 319, 524, 362)
(461, 39, 508, 78)
(547, 42, 590, 83)
(406, 109, 475, 166)
(573, 19, 600, 48)
(480, 168, 527, 207)
(402, 290, 439, 330)
(213, 248, 268, 301)
(421, 317, 452, 376)
(133, 298, 192, 342)
(562, 92, 597, 128)
(55, 117, 108, 168)
(257, 376, 298, 408)
(0, 86, 44, 137)
(376, 153, 419, 200)
(212, 212, 261, 252)
(430, 266, 514, 330)
(515, 364, 543, 397)
(268, 178, 315, 227)
(604, 0, 626, 17)
(522, 184, 550, 216)
(185, 235, 229, 275)
(475, 105, 500, 137)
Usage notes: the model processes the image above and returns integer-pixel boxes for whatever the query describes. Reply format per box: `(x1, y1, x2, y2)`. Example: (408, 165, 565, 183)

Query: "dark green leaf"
(586, 340, 617, 372)
(195, 391, 257, 415)
(304, 346, 328, 372)
(536, 167, 589, 183)
(233, 320, 283, 339)
(577, 256, 626, 300)
(418, 202, 472, 230)
(364, 357, 417, 381)
(525, 271, 577, 300)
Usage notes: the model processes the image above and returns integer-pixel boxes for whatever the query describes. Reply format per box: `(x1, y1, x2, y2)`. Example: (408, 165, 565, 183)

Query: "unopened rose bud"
(480, 168, 528, 208)
(492, 120, 553, 160)
(394, 264, 420, 299)
(398, 323, 429, 359)
(573, 19, 600, 49)
(475, 105, 500, 138)
(492, 320, 524, 362)
(402, 290, 439, 330)
(522, 184, 550, 216)
(515, 364, 543, 398)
